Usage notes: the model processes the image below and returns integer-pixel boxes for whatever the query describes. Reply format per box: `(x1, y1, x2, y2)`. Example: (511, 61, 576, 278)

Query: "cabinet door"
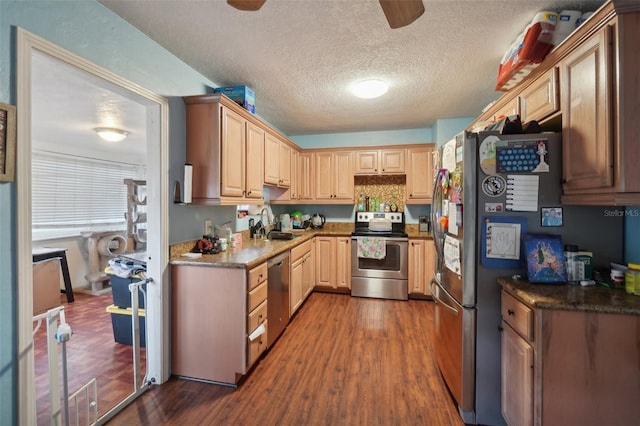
(315, 152, 334, 200)
(560, 26, 613, 193)
(408, 240, 426, 294)
(333, 152, 354, 200)
(315, 237, 335, 287)
(298, 152, 314, 200)
(290, 257, 304, 316)
(380, 149, 405, 174)
(519, 67, 559, 123)
(220, 106, 246, 197)
(335, 237, 351, 289)
(279, 142, 291, 187)
(406, 146, 434, 202)
(290, 149, 299, 200)
(245, 122, 265, 199)
(423, 240, 435, 296)
(501, 323, 534, 426)
(354, 150, 379, 174)
(303, 245, 315, 298)
(264, 132, 281, 186)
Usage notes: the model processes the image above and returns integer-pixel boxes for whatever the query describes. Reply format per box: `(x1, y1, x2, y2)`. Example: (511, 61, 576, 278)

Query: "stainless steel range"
(351, 212, 408, 300)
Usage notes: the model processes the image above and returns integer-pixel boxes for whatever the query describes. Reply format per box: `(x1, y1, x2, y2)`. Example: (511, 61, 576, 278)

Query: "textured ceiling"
(99, 0, 606, 136)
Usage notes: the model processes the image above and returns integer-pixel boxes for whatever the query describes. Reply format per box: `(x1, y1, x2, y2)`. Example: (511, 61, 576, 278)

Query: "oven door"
(351, 237, 408, 280)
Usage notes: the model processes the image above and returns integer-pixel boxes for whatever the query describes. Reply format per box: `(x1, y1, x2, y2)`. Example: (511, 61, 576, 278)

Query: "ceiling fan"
(227, 0, 425, 29)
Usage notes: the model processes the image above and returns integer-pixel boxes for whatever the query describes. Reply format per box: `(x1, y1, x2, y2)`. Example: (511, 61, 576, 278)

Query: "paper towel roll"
(183, 163, 193, 204)
(556, 10, 582, 33)
(248, 323, 266, 341)
(576, 11, 594, 27)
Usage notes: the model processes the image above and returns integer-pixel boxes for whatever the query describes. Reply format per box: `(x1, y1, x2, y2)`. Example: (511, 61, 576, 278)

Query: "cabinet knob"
(410, 193, 413, 198)
(247, 190, 252, 195)
(507, 309, 515, 316)
(382, 168, 385, 172)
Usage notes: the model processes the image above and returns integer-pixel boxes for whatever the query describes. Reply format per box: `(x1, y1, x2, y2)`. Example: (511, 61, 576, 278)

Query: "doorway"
(16, 29, 170, 424)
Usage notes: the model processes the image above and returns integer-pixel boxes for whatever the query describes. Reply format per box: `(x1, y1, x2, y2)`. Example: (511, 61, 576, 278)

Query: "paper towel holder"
(174, 163, 193, 204)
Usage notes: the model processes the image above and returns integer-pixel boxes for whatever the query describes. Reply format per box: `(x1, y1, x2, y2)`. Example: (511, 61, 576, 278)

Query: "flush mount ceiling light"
(94, 127, 129, 142)
(350, 79, 389, 99)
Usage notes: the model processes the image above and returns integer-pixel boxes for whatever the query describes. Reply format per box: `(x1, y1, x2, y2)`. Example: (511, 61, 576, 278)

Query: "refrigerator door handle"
(431, 169, 445, 260)
(431, 279, 459, 316)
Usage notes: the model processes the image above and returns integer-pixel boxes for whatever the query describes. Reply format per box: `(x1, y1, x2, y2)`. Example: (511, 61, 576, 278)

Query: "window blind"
(32, 150, 143, 240)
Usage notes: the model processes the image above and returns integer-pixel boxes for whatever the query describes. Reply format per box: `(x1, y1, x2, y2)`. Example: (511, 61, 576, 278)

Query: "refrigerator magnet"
(479, 135, 500, 175)
(481, 175, 507, 197)
(481, 216, 527, 268)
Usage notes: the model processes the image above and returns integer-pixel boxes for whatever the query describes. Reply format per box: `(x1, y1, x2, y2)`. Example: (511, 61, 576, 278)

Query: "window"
(32, 150, 145, 240)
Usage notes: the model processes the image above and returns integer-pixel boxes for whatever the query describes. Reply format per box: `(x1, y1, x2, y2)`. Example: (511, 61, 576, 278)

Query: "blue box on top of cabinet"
(213, 85, 255, 114)
(106, 304, 146, 347)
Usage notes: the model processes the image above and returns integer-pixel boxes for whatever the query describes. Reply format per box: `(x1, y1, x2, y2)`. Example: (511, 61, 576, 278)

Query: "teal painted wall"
(291, 128, 433, 149)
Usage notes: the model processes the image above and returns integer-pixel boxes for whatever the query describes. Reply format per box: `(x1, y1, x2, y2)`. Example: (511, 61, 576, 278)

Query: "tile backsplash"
(354, 175, 406, 211)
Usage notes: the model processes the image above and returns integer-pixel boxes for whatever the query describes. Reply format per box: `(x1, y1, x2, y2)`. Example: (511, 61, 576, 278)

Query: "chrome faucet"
(260, 207, 271, 226)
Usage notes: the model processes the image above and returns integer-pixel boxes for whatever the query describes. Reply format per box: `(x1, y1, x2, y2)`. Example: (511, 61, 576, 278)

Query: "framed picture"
(522, 233, 567, 283)
(541, 207, 563, 227)
(0, 102, 17, 182)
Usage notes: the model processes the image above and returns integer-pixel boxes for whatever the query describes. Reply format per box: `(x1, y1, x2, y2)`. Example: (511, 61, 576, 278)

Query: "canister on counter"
(625, 263, 640, 295)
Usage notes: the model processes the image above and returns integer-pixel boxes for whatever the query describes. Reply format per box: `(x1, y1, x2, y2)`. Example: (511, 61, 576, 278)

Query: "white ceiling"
(98, 0, 606, 137)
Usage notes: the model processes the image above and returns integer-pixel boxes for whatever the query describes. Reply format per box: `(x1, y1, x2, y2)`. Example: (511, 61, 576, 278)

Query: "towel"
(357, 237, 386, 260)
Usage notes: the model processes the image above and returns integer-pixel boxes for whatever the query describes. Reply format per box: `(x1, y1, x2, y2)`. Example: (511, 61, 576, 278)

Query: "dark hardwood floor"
(34, 292, 145, 425)
(107, 292, 464, 425)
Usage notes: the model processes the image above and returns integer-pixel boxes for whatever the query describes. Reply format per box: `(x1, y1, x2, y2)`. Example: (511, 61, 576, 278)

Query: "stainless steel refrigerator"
(429, 131, 624, 425)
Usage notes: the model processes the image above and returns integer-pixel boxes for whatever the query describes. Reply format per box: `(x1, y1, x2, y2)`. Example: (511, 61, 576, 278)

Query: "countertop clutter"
(170, 222, 432, 269)
(498, 276, 640, 315)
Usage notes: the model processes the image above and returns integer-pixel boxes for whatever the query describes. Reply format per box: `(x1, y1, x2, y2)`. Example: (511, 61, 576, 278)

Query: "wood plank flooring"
(107, 292, 464, 425)
(34, 292, 145, 425)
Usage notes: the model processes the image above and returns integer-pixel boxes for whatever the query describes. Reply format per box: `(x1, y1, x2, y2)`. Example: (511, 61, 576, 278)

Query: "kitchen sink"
(268, 231, 298, 240)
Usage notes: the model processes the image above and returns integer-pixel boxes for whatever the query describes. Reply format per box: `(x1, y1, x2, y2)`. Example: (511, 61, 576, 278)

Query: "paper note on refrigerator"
(506, 175, 539, 211)
(444, 235, 461, 275)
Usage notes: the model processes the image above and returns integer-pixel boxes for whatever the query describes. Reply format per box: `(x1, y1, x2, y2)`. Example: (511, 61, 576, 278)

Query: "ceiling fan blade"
(227, 0, 266, 11)
(379, 0, 425, 29)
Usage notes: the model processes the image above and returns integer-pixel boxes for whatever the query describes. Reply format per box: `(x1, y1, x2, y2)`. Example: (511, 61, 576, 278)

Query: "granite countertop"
(169, 223, 354, 269)
(498, 276, 640, 316)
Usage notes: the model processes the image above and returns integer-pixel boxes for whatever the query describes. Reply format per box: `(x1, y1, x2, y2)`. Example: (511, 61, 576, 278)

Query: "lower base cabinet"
(315, 236, 351, 291)
(290, 239, 314, 316)
(408, 239, 435, 297)
(500, 290, 640, 425)
(171, 262, 267, 385)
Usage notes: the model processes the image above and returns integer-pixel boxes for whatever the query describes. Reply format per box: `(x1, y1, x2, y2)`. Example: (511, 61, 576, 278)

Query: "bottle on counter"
(564, 244, 578, 283)
(357, 194, 365, 212)
(365, 196, 370, 212)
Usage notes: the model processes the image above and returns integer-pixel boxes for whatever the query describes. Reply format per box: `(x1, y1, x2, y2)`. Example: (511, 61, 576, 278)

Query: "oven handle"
(430, 279, 459, 316)
(351, 237, 408, 243)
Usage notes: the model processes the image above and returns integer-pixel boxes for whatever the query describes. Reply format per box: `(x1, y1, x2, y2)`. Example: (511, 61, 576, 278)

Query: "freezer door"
(430, 280, 476, 424)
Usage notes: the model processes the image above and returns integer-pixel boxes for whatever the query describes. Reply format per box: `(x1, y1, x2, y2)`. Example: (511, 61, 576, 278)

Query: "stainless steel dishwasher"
(267, 250, 290, 347)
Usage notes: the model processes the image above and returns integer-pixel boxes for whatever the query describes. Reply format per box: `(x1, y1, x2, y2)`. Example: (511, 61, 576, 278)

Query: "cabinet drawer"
(248, 320, 268, 367)
(248, 262, 268, 291)
(291, 239, 312, 262)
(248, 281, 267, 312)
(247, 299, 267, 333)
(502, 291, 534, 342)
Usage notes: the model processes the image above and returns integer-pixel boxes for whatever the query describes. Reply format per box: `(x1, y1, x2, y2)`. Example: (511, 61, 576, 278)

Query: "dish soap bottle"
(357, 193, 365, 212)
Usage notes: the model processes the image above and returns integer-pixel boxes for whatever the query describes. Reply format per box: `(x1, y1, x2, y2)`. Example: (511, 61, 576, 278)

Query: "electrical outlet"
(204, 219, 212, 235)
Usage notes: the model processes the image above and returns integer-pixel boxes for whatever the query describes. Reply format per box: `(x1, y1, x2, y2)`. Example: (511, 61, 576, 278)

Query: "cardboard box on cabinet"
(33, 258, 62, 314)
(213, 85, 256, 114)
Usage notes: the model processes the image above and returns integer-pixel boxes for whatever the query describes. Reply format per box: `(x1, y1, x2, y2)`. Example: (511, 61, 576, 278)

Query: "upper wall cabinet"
(471, 2, 640, 206)
(315, 151, 354, 202)
(184, 94, 265, 205)
(406, 145, 434, 204)
(354, 149, 405, 175)
(264, 131, 291, 188)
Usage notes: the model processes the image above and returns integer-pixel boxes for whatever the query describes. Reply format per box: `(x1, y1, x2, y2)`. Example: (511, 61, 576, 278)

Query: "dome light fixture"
(350, 79, 389, 99)
(94, 127, 129, 142)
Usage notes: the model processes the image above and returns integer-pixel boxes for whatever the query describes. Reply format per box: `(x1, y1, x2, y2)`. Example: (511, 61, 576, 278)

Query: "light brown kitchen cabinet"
(245, 121, 265, 199)
(408, 239, 434, 297)
(560, 24, 613, 196)
(297, 152, 314, 200)
(354, 149, 405, 175)
(406, 145, 434, 203)
(264, 131, 291, 188)
(315, 151, 354, 202)
(519, 67, 559, 124)
(500, 289, 640, 426)
(289, 149, 299, 200)
(184, 94, 265, 205)
(290, 239, 314, 316)
(315, 236, 351, 291)
(171, 263, 266, 385)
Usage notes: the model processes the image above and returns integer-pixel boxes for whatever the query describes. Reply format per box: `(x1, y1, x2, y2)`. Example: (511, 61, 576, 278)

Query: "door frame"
(15, 28, 170, 424)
